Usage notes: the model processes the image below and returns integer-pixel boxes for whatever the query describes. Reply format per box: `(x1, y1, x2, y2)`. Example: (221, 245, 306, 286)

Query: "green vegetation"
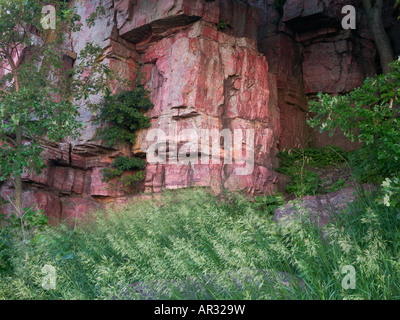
(326, 178, 347, 193)
(252, 193, 285, 215)
(216, 19, 227, 31)
(1, 0, 399, 303)
(274, 0, 287, 15)
(0, 0, 113, 255)
(308, 59, 400, 183)
(1, 189, 399, 300)
(95, 77, 153, 147)
(95, 70, 153, 190)
(102, 156, 146, 181)
(379, 177, 400, 209)
(102, 156, 147, 190)
(278, 146, 347, 169)
(0, 0, 111, 213)
(277, 146, 348, 197)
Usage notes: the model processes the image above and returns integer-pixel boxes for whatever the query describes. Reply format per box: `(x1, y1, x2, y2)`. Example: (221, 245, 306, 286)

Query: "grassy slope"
(1, 189, 400, 300)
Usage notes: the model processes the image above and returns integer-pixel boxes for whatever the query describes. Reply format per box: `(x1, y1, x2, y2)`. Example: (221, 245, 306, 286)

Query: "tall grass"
(1, 189, 399, 300)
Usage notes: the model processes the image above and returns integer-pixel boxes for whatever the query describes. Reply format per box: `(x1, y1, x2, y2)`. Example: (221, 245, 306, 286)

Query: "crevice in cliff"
(161, 164, 166, 190)
(187, 163, 195, 188)
(120, 15, 202, 45)
(69, 143, 73, 166)
(219, 75, 236, 189)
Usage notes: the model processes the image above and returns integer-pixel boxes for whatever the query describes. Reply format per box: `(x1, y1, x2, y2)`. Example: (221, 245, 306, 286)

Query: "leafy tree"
(0, 0, 111, 213)
(308, 59, 400, 182)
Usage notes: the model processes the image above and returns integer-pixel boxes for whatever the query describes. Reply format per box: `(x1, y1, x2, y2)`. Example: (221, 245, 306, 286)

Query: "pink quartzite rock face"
(0, 186, 62, 225)
(250, 0, 378, 151)
(2, 0, 398, 222)
(282, 0, 352, 29)
(135, 19, 281, 195)
(115, 0, 259, 46)
(0, 0, 282, 222)
(302, 36, 376, 94)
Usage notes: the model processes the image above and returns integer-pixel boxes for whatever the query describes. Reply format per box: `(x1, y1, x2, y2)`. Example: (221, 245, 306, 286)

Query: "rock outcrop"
(1, 0, 398, 222)
(248, 0, 380, 150)
(273, 184, 376, 228)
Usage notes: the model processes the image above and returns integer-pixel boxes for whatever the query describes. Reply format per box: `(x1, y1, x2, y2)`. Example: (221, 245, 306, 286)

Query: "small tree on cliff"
(95, 67, 153, 191)
(0, 0, 110, 214)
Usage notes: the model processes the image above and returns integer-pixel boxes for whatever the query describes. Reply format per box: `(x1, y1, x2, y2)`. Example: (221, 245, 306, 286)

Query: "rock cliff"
(1, 0, 399, 222)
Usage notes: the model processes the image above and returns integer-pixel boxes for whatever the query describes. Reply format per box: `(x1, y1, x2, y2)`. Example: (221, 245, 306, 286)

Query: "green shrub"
(308, 59, 400, 182)
(102, 156, 146, 182)
(326, 178, 347, 193)
(346, 147, 398, 183)
(378, 176, 400, 209)
(0, 206, 48, 236)
(252, 193, 285, 215)
(216, 19, 227, 31)
(95, 88, 153, 147)
(278, 146, 346, 169)
(285, 168, 321, 196)
(95, 67, 153, 190)
(102, 156, 147, 189)
(0, 205, 48, 275)
(277, 146, 347, 197)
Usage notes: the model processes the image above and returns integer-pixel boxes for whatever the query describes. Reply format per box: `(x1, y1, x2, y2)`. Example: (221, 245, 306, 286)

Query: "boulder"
(273, 185, 376, 228)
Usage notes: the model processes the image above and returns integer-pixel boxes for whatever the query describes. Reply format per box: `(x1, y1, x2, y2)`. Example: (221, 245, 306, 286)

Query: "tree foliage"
(95, 77, 153, 147)
(308, 59, 400, 181)
(0, 0, 111, 212)
(95, 70, 153, 190)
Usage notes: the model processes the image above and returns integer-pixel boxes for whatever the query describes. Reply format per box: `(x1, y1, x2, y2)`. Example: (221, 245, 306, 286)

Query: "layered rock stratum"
(1, 0, 399, 222)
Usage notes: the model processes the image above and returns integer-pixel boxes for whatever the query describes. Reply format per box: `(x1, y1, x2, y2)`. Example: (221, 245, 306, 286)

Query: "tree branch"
(0, 87, 11, 95)
(5, 136, 17, 147)
(362, 0, 372, 12)
(374, 0, 383, 10)
(0, 64, 13, 72)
